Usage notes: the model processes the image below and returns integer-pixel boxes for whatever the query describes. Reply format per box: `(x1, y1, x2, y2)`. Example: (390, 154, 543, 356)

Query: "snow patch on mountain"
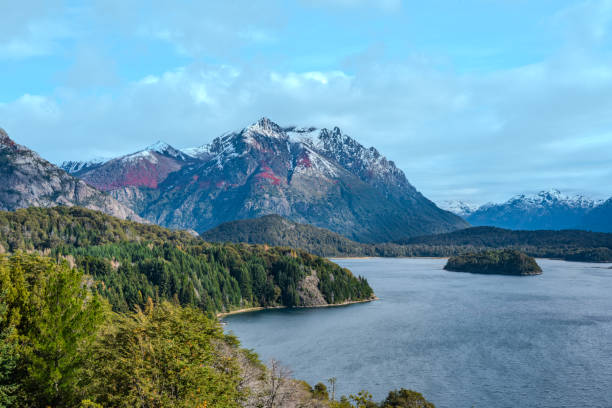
(439, 200, 479, 217)
(60, 158, 108, 174)
(182, 144, 211, 158)
(503, 189, 599, 210)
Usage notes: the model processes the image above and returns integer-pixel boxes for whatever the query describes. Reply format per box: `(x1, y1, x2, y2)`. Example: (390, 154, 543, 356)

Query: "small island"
(444, 249, 542, 276)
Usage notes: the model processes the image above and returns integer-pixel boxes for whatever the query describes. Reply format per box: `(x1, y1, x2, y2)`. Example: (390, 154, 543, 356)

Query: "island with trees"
(443, 249, 543, 276)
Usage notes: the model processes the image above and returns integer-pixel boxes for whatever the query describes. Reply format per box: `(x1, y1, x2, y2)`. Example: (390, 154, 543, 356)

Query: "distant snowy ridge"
(439, 200, 479, 217)
(499, 189, 600, 210)
(461, 189, 609, 231)
(60, 158, 108, 174)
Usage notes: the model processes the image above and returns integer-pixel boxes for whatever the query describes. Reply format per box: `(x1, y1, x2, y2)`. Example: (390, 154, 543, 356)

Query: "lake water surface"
(224, 258, 612, 408)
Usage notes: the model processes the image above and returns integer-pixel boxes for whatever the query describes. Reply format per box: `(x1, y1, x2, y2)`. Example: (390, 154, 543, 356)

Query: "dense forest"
(202, 216, 612, 262)
(0, 207, 373, 314)
(444, 249, 543, 276)
(0, 252, 433, 407)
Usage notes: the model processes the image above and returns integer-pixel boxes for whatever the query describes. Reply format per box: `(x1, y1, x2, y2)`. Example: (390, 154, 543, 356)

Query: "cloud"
(0, 0, 73, 59)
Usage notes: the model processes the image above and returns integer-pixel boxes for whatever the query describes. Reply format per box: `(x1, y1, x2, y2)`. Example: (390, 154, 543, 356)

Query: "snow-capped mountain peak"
(143, 141, 190, 160)
(438, 200, 479, 217)
(146, 140, 171, 153)
(245, 117, 288, 140)
(507, 189, 598, 210)
(60, 158, 108, 174)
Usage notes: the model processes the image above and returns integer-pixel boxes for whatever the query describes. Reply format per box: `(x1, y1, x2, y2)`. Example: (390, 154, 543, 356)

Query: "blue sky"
(1, 0, 611, 204)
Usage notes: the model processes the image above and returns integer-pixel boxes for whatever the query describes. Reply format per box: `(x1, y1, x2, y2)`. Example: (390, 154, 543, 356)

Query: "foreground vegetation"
(202, 216, 612, 262)
(0, 252, 433, 407)
(444, 249, 542, 276)
(0, 207, 373, 314)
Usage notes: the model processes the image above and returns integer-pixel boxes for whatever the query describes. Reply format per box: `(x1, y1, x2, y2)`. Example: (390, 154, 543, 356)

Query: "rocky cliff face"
(0, 128, 141, 221)
(60, 118, 468, 242)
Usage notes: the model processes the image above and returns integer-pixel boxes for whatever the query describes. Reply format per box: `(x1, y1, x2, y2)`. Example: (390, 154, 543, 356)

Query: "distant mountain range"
(58, 117, 467, 242)
(441, 190, 611, 232)
(0, 128, 141, 221)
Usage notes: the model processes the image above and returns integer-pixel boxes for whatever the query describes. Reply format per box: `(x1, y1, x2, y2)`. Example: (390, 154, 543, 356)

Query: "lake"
(224, 258, 612, 408)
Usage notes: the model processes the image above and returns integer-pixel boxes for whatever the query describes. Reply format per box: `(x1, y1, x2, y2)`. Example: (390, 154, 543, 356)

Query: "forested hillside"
(0, 207, 374, 314)
(202, 214, 370, 257)
(202, 216, 612, 262)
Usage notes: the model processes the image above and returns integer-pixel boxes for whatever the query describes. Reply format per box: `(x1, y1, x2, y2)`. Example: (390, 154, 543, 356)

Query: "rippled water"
(224, 258, 612, 408)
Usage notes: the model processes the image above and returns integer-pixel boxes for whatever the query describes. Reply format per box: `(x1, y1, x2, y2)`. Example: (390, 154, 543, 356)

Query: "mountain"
(201, 214, 371, 257)
(464, 190, 602, 230)
(0, 128, 141, 221)
(61, 141, 194, 190)
(582, 197, 612, 232)
(439, 200, 479, 217)
(64, 118, 467, 243)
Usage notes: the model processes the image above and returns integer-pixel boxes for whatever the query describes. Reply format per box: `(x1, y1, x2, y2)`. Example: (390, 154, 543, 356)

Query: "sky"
(1, 0, 611, 205)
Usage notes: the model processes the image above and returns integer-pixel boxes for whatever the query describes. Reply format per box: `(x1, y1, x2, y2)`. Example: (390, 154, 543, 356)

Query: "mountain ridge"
(442, 189, 610, 232)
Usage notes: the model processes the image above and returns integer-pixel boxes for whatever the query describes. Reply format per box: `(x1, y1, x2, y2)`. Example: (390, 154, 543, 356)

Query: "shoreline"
(330, 255, 612, 263)
(217, 296, 378, 319)
(329, 256, 450, 260)
(329, 256, 373, 260)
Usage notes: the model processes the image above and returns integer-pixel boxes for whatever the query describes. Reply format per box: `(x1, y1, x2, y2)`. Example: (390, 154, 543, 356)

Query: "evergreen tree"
(0, 253, 105, 407)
